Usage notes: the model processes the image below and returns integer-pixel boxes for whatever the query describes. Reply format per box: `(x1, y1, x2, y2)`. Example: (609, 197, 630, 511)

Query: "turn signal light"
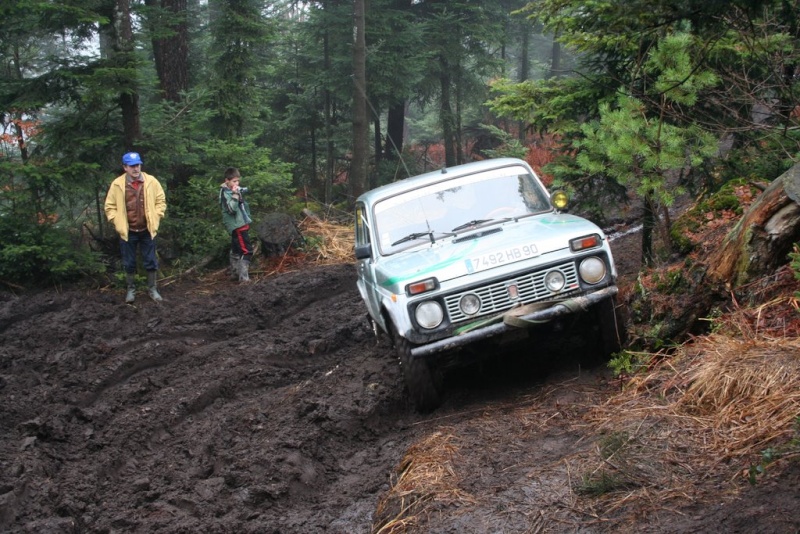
(407, 278, 437, 295)
(570, 234, 600, 252)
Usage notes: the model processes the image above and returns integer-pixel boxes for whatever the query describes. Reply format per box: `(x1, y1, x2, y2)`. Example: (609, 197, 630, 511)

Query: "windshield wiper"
(451, 218, 514, 233)
(391, 231, 435, 247)
(451, 219, 492, 232)
(391, 230, 455, 247)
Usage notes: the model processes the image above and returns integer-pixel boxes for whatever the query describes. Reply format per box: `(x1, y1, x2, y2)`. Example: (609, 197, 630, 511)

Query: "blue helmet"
(122, 152, 143, 166)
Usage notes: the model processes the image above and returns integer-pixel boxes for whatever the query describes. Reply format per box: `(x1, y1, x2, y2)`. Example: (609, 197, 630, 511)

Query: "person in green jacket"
(219, 167, 253, 282)
(104, 152, 167, 303)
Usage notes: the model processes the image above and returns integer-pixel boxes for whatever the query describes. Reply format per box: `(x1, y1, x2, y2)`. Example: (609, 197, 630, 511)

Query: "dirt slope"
(0, 234, 798, 533)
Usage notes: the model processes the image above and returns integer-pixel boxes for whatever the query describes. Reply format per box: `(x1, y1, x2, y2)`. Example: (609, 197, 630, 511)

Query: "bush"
(0, 218, 105, 286)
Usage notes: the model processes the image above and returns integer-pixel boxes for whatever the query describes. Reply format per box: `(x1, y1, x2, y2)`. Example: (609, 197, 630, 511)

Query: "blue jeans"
(121, 231, 158, 273)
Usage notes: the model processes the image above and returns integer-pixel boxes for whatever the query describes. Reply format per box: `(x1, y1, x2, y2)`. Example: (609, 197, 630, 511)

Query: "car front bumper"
(409, 285, 618, 359)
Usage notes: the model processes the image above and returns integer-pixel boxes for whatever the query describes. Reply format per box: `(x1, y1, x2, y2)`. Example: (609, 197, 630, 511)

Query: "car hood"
(375, 213, 605, 291)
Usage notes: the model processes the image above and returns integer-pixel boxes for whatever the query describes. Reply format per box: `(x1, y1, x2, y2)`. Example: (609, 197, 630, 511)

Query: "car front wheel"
(595, 296, 624, 359)
(391, 323, 442, 412)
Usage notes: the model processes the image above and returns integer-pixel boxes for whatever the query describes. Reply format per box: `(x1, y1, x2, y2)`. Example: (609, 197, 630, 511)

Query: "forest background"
(0, 0, 799, 287)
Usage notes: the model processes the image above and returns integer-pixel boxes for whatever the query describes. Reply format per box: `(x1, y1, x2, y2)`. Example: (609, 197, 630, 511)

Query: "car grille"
(444, 261, 580, 323)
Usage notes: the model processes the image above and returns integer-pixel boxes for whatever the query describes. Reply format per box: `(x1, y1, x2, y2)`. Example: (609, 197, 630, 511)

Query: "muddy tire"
(391, 323, 442, 413)
(595, 296, 624, 359)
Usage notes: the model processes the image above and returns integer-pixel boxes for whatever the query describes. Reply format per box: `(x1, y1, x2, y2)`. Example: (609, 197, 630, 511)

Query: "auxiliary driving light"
(552, 190, 569, 210)
(459, 293, 481, 315)
(544, 270, 566, 292)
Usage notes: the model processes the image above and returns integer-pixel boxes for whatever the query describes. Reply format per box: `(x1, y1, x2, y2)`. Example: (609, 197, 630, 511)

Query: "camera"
(238, 187, 249, 194)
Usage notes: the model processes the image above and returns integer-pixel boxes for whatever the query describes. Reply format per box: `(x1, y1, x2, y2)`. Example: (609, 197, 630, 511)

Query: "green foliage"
(2, 0, 799, 288)
(789, 244, 800, 305)
(575, 470, 628, 496)
(698, 307, 725, 334)
(575, 431, 636, 496)
(160, 137, 295, 264)
(747, 417, 800, 485)
(160, 177, 227, 262)
(0, 157, 106, 285)
(195, 138, 295, 213)
(479, 124, 528, 159)
(608, 350, 653, 377)
(298, 234, 324, 254)
(651, 269, 687, 293)
(721, 133, 800, 186)
(669, 178, 758, 254)
(487, 76, 608, 135)
(0, 217, 105, 286)
(576, 91, 717, 208)
(207, 0, 275, 140)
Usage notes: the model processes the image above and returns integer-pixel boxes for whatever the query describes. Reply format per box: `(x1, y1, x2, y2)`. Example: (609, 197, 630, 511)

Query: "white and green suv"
(354, 158, 622, 411)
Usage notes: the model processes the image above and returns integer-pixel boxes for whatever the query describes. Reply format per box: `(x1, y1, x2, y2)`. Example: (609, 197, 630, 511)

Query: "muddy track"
(2, 249, 798, 533)
(0, 264, 426, 532)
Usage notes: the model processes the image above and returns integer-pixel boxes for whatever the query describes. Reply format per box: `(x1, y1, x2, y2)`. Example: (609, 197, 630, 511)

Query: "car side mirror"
(355, 244, 372, 260)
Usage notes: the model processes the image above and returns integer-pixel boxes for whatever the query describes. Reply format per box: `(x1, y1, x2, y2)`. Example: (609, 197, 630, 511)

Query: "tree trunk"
(642, 192, 656, 265)
(145, 0, 189, 103)
(517, 23, 530, 142)
(113, 0, 141, 148)
(373, 113, 382, 175)
(350, 0, 369, 203)
(548, 33, 561, 79)
(323, 33, 334, 205)
(707, 163, 800, 288)
(439, 55, 456, 168)
(385, 101, 405, 162)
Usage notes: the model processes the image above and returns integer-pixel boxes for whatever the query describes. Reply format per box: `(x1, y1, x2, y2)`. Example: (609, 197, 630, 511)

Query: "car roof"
(356, 157, 536, 207)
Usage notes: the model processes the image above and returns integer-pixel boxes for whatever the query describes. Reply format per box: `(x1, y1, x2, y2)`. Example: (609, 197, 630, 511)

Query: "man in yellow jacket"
(104, 152, 167, 303)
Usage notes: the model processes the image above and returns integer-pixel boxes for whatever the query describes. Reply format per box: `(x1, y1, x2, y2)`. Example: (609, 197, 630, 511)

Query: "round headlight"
(459, 294, 481, 316)
(579, 257, 607, 284)
(544, 270, 566, 292)
(415, 301, 444, 329)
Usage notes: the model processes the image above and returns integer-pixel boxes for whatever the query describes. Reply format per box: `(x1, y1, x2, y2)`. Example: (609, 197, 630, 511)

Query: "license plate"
(465, 244, 539, 273)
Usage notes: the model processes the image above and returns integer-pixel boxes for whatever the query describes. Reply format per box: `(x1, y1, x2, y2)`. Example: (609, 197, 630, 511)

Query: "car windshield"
(374, 165, 551, 255)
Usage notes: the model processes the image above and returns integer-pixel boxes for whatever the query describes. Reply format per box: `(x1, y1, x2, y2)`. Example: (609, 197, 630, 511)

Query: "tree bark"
(350, 0, 369, 203)
(517, 23, 530, 142)
(323, 32, 334, 205)
(548, 33, 561, 79)
(642, 192, 655, 265)
(113, 0, 141, 148)
(385, 101, 405, 162)
(439, 55, 456, 167)
(706, 163, 800, 288)
(145, 0, 189, 103)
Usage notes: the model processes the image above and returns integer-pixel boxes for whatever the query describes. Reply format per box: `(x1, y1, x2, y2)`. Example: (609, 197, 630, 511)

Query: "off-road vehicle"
(354, 158, 622, 411)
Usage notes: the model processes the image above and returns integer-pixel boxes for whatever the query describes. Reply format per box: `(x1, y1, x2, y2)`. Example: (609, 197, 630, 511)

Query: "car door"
(355, 205, 384, 329)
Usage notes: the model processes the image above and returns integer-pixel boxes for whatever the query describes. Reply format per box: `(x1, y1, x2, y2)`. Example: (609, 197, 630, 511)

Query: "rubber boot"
(125, 273, 136, 304)
(146, 270, 163, 302)
(238, 258, 250, 282)
(229, 252, 240, 281)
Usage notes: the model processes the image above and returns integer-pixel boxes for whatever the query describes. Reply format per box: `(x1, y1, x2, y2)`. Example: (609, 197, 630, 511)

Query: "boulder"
(255, 213, 303, 257)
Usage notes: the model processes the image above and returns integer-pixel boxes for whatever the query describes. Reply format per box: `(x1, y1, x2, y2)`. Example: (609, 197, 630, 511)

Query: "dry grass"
(572, 293, 800, 525)
(250, 216, 354, 278)
(297, 215, 354, 265)
(371, 430, 476, 534)
(671, 335, 800, 458)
